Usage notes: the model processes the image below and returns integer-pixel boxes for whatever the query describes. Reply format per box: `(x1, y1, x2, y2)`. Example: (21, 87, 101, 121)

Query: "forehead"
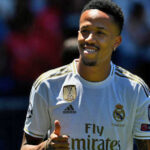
(82, 9, 110, 20)
(80, 9, 114, 27)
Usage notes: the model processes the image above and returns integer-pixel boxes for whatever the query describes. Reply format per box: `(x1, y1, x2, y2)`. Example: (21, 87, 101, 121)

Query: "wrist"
(36, 139, 50, 150)
(44, 138, 52, 150)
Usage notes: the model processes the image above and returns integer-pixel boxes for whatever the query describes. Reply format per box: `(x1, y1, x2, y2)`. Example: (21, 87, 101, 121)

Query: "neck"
(77, 59, 111, 82)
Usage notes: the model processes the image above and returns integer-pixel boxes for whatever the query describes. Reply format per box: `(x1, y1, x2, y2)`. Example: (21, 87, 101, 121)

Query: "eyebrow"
(81, 25, 105, 30)
(96, 27, 105, 30)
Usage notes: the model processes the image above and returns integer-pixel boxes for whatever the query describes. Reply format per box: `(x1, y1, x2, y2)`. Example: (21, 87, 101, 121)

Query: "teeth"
(84, 49, 96, 53)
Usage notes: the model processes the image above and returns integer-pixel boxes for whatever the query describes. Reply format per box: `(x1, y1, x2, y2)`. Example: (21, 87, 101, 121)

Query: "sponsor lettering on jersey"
(71, 123, 121, 150)
(63, 85, 77, 102)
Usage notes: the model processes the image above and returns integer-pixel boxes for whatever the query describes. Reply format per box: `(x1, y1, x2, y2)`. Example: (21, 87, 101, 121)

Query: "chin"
(82, 58, 97, 66)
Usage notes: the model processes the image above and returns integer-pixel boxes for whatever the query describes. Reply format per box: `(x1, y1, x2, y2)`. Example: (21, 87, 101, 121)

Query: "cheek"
(98, 39, 114, 55)
(99, 37, 114, 48)
(77, 34, 83, 52)
(78, 34, 85, 48)
(78, 32, 84, 42)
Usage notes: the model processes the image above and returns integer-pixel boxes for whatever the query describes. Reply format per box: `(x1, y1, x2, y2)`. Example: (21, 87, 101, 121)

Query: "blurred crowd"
(0, 0, 150, 97)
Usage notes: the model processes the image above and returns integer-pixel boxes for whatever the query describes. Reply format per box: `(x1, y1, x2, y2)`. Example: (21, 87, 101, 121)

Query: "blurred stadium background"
(0, 0, 150, 149)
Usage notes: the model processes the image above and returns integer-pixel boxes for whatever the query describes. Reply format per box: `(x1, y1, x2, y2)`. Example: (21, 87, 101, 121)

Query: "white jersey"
(24, 59, 150, 150)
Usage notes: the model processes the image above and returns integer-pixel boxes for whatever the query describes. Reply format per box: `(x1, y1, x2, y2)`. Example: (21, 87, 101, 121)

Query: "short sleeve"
(133, 84, 150, 139)
(24, 86, 50, 139)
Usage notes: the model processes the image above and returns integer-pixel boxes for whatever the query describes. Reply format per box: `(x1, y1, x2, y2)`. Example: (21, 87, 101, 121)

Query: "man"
(20, 0, 150, 149)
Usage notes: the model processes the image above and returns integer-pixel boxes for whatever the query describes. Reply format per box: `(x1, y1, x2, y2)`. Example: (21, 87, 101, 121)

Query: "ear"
(113, 35, 122, 51)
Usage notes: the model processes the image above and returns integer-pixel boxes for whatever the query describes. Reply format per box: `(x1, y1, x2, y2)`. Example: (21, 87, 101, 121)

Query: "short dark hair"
(81, 0, 124, 34)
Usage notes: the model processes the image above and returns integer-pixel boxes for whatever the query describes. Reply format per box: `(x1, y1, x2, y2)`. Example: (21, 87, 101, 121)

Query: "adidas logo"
(63, 105, 76, 114)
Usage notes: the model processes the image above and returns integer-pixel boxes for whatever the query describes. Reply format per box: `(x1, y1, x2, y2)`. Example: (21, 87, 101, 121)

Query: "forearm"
(21, 140, 47, 150)
(21, 121, 69, 150)
(135, 139, 150, 150)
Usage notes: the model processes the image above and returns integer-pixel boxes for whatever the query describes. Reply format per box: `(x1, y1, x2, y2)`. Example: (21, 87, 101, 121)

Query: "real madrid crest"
(113, 104, 125, 122)
(63, 85, 77, 102)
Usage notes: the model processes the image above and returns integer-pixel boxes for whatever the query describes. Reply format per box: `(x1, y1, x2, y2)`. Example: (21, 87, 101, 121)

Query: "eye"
(96, 31, 105, 35)
(80, 29, 90, 34)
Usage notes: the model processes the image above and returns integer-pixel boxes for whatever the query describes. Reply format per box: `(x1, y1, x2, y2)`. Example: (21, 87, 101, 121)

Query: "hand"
(45, 120, 70, 150)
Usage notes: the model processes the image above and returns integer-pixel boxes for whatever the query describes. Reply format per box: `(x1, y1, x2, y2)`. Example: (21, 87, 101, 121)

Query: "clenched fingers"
(46, 135, 70, 150)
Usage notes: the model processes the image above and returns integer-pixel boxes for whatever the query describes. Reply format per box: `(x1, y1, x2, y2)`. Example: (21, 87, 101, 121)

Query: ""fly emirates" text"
(71, 123, 120, 150)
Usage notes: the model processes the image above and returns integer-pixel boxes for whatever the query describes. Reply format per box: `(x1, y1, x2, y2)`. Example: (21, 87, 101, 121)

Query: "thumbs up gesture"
(45, 120, 70, 150)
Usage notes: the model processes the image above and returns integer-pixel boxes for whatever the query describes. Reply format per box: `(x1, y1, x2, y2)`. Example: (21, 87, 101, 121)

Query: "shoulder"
(33, 64, 72, 90)
(115, 65, 143, 84)
(114, 65, 150, 97)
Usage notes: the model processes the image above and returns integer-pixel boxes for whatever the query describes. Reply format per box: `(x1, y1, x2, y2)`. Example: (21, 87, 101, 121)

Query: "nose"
(85, 32, 96, 43)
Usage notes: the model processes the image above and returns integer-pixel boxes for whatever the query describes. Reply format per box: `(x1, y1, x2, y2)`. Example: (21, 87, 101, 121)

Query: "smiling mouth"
(84, 49, 97, 54)
(80, 43, 99, 52)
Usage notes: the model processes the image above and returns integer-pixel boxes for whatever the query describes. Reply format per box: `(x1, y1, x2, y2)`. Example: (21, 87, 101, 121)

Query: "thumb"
(54, 120, 61, 136)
